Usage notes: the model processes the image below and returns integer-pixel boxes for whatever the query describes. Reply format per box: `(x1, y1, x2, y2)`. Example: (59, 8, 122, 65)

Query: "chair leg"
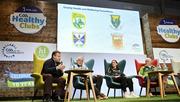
(139, 87, 143, 96)
(107, 88, 110, 96)
(121, 89, 123, 98)
(32, 88, 38, 102)
(154, 87, 157, 96)
(114, 89, 116, 98)
(80, 89, 82, 100)
(72, 88, 76, 99)
(88, 89, 90, 98)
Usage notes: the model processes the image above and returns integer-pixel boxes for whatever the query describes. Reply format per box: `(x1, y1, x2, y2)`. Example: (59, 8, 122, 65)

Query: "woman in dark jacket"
(108, 59, 139, 98)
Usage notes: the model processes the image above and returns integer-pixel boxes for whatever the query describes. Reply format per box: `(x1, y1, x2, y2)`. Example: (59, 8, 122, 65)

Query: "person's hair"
(145, 58, 152, 63)
(76, 56, 84, 61)
(51, 50, 61, 58)
(109, 59, 119, 70)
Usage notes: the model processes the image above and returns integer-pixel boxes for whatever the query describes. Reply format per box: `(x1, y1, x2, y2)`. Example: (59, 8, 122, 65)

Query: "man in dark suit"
(41, 51, 66, 102)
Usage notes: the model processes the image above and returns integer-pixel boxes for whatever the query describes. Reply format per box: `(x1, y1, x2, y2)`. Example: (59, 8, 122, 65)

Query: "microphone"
(56, 61, 63, 66)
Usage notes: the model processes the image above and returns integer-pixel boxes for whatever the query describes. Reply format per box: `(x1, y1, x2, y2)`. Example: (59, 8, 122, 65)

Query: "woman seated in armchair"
(108, 59, 139, 98)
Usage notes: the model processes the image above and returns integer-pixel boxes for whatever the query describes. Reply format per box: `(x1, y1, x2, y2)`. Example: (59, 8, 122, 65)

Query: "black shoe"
(45, 98, 51, 102)
(44, 94, 51, 102)
(52, 96, 60, 102)
(53, 99, 64, 102)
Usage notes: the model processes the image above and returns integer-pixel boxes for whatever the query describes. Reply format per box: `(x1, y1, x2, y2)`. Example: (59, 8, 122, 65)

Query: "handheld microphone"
(57, 61, 63, 66)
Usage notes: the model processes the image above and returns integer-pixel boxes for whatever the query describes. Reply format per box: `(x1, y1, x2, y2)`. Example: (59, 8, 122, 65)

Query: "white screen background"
(57, 3, 144, 54)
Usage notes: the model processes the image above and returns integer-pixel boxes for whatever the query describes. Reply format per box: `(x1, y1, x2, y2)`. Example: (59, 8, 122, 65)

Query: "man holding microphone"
(41, 50, 66, 102)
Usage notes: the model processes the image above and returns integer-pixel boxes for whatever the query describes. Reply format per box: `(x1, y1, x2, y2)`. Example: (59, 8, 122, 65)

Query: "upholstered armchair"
(31, 54, 67, 101)
(134, 59, 159, 96)
(71, 59, 95, 99)
(103, 59, 126, 98)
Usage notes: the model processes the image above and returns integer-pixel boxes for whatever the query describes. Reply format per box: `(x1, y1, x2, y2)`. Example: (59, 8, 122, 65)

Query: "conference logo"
(1, 44, 24, 58)
(35, 46, 49, 59)
(72, 12, 86, 29)
(10, 6, 46, 34)
(72, 32, 86, 47)
(132, 43, 141, 52)
(157, 19, 180, 43)
(159, 50, 172, 62)
(111, 15, 120, 29)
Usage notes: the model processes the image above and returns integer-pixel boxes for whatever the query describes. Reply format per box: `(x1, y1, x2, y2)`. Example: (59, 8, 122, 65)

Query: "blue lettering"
(157, 28, 163, 33)
(39, 19, 44, 25)
(23, 18, 28, 22)
(11, 14, 45, 26)
(158, 27, 180, 36)
(31, 17, 34, 23)
(12, 16, 19, 22)
(19, 18, 23, 22)
(34, 17, 39, 24)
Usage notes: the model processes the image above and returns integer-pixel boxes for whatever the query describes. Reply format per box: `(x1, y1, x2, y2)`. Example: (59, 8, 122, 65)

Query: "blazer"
(41, 58, 63, 78)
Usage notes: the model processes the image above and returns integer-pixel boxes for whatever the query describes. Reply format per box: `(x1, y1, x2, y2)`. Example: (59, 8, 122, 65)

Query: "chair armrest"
(132, 75, 144, 79)
(127, 75, 137, 79)
(31, 73, 42, 79)
(131, 75, 144, 83)
(73, 76, 85, 85)
(104, 75, 119, 85)
(61, 73, 68, 80)
(31, 73, 44, 86)
(104, 75, 113, 81)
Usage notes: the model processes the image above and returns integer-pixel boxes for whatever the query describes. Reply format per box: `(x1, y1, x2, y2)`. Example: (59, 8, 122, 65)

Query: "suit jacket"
(41, 58, 63, 78)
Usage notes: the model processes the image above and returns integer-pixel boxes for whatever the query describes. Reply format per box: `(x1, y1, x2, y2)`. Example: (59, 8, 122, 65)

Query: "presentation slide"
(57, 3, 144, 54)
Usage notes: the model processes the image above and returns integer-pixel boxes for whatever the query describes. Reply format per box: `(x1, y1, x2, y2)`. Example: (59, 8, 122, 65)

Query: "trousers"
(43, 74, 66, 98)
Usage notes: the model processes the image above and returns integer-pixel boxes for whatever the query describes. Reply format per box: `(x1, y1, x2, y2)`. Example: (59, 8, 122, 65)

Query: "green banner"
(7, 80, 34, 88)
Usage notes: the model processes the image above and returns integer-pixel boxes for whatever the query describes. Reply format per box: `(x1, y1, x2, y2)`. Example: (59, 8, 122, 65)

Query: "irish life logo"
(157, 19, 180, 43)
(10, 6, 46, 34)
(35, 46, 49, 59)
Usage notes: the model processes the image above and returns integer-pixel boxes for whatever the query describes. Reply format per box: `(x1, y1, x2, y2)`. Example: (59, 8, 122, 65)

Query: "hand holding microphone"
(56, 61, 65, 71)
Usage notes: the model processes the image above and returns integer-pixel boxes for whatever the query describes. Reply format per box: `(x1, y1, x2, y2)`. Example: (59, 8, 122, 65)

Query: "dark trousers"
(113, 76, 133, 92)
(76, 75, 103, 96)
(43, 75, 66, 98)
(92, 75, 103, 96)
(144, 76, 158, 93)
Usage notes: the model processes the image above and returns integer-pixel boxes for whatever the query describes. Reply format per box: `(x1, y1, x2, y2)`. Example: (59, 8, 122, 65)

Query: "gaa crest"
(73, 32, 86, 47)
(111, 15, 120, 29)
(72, 12, 86, 29)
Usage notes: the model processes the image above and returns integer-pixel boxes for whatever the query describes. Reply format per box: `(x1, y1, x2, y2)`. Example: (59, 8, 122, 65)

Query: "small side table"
(64, 69, 97, 102)
(146, 71, 180, 98)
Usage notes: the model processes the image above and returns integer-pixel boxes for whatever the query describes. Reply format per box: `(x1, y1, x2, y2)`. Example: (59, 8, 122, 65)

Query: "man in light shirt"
(72, 56, 88, 70)
(72, 56, 108, 100)
(139, 58, 158, 96)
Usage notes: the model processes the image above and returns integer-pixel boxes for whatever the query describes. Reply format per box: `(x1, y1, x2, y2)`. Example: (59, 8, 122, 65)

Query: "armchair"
(31, 54, 67, 101)
(104, 59, 126, 98)
(134, 59, 159, 96)
(71, 59, 95, 100)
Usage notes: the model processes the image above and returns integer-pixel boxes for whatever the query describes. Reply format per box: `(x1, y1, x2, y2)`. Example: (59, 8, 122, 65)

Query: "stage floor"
(1, 94, 180, 102)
